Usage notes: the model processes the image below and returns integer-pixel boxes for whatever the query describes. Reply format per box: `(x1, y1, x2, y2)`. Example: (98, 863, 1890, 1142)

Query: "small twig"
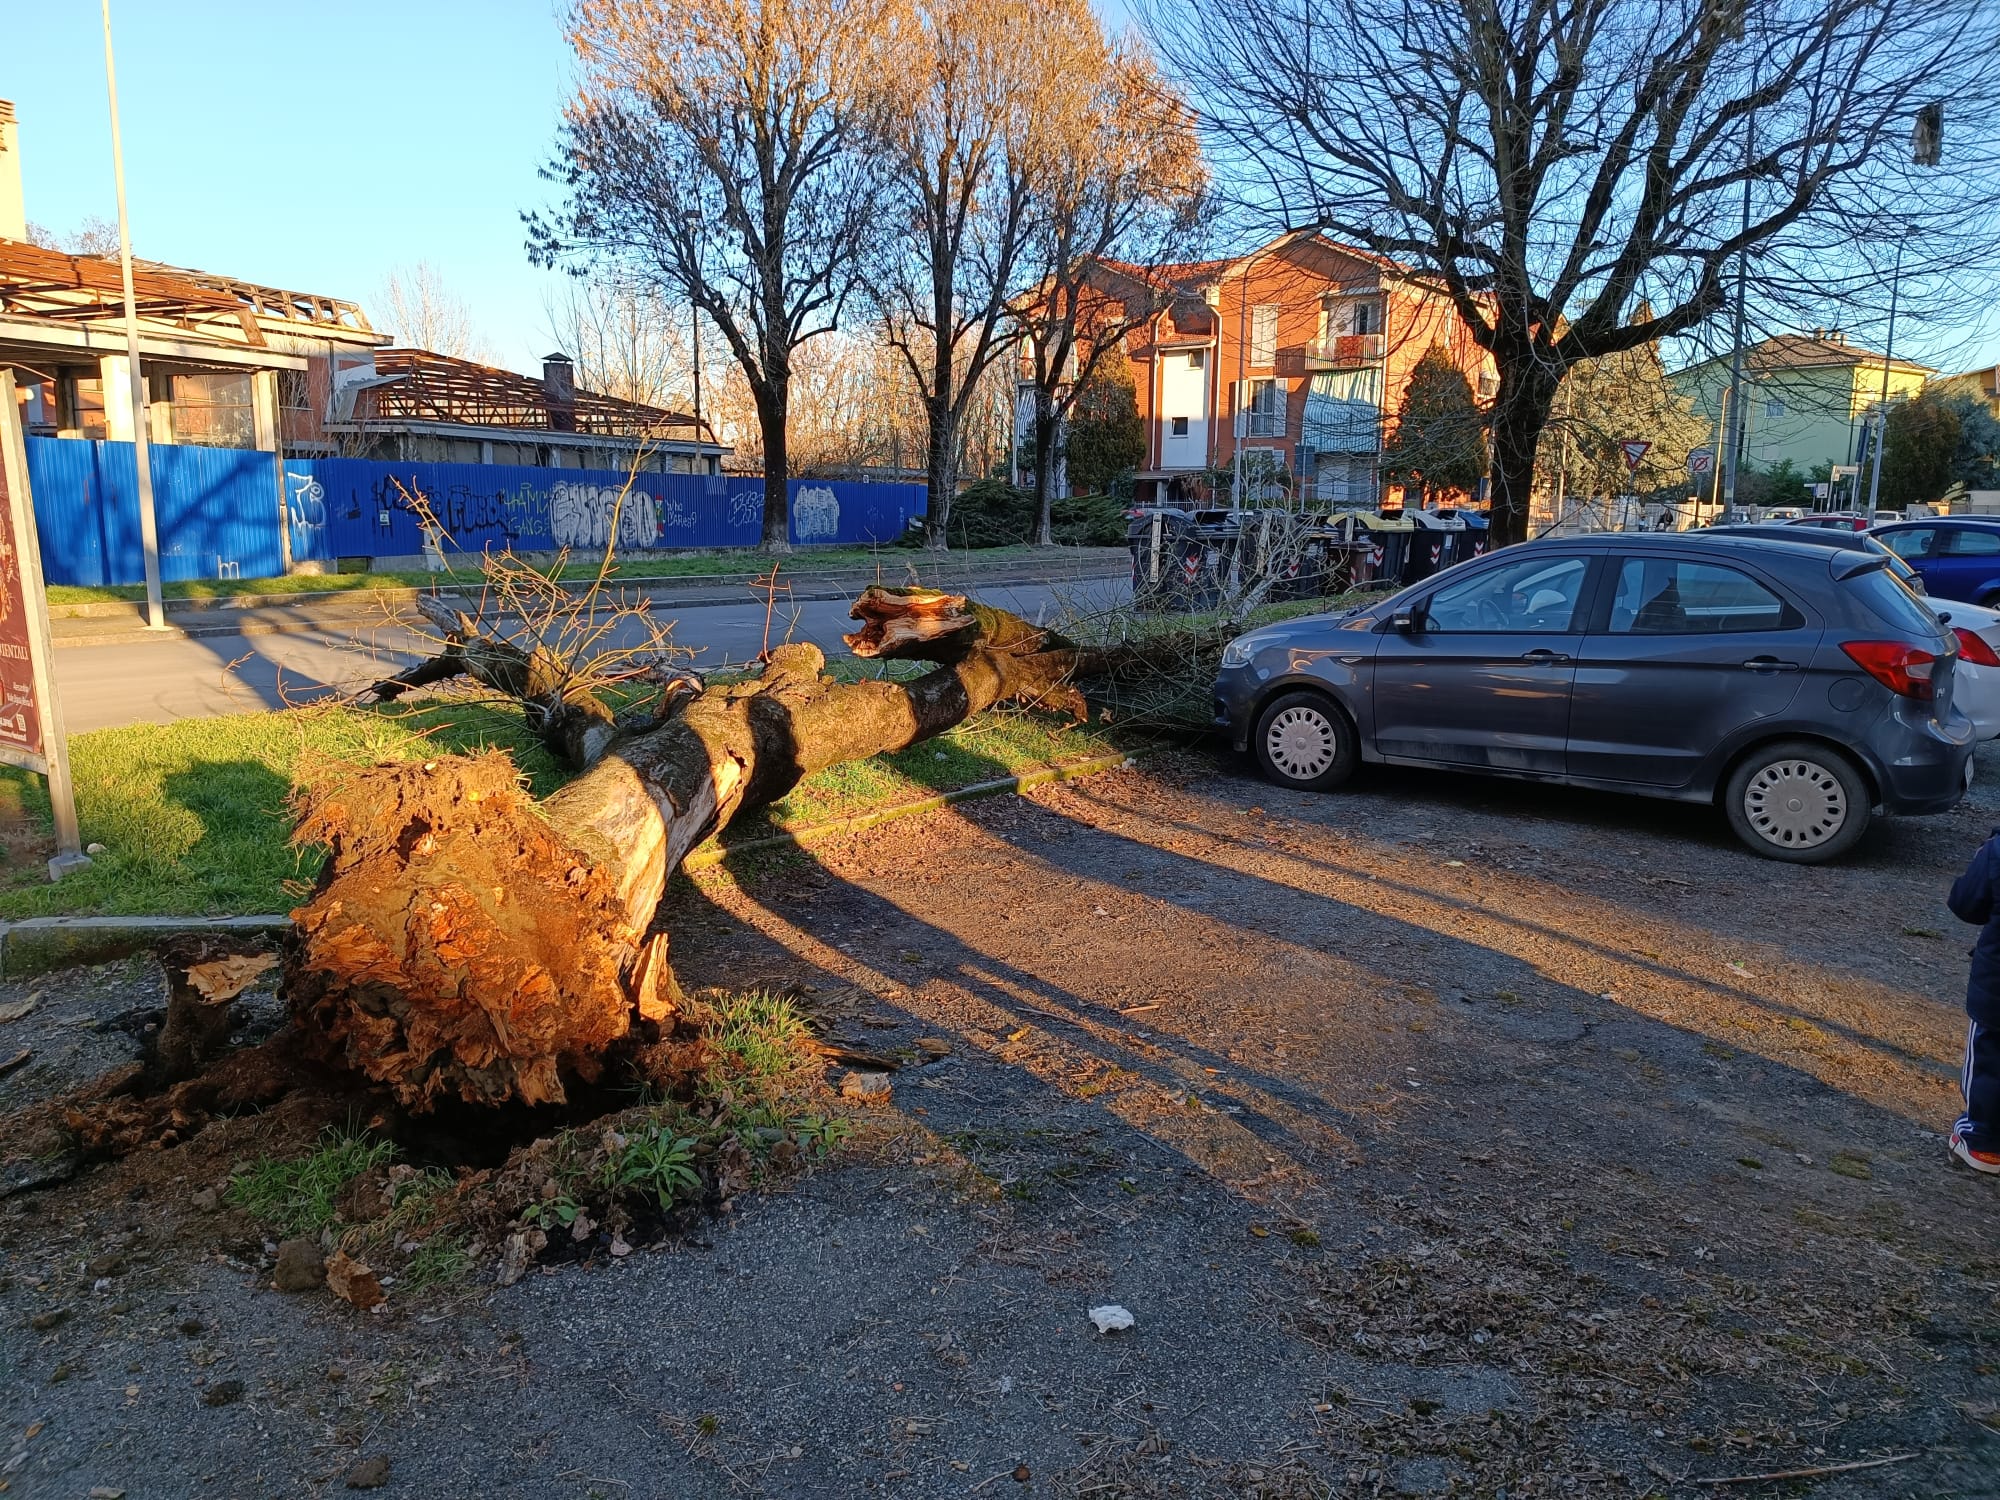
(1691, 1452, 1918, 1486)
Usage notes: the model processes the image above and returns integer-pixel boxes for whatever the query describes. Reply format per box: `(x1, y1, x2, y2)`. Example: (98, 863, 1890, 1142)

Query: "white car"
(1935, 597, 2000, 740)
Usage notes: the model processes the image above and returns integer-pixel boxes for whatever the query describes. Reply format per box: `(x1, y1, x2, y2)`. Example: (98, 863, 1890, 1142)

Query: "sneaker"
(1951, 1131, 2000, 1175)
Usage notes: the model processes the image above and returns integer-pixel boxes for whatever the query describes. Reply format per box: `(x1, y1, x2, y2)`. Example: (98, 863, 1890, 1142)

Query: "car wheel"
(1252, 691, 1358, 793)
(1723, 740, 1871, 863)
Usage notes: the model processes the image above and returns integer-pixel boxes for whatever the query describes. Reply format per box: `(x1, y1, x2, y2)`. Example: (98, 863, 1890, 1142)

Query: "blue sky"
(8, 1, 1993, 381)
(9, 0, 575, 372)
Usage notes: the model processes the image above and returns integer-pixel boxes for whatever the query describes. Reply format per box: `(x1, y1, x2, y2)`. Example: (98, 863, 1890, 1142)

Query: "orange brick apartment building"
(1041, 231, 1495, 509)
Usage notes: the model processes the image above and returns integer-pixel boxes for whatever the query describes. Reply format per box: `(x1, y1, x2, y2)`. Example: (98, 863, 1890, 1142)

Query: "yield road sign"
(1620, 440, 1652, 473)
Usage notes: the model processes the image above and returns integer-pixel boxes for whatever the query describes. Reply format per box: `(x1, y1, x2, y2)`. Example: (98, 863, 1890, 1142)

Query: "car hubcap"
(1743, 760, 1847, 849)
(1266, 706, 1337, 781)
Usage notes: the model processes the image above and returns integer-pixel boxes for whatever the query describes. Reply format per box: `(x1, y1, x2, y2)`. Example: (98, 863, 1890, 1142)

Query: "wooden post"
(0, 371, 89, 878)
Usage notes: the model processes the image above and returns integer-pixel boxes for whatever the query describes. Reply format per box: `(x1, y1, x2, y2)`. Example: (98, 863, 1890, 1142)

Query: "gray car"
(1212, 532, 1974, 862)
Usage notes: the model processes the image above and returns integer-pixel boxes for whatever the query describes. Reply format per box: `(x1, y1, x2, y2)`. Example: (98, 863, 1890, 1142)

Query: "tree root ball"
(286, 752, 657, 1110)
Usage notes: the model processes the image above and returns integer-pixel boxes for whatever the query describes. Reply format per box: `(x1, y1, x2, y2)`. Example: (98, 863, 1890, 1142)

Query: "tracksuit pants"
(1958, 1018, 2000, 1152)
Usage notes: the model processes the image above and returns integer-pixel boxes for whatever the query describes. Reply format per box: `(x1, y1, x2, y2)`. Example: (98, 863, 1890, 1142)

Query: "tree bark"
(1031, 386, 1061, 547)
(757, 382, 791, 551)
(285, 587, 1093, 1111)
(1486, 360, 1561, 549)
(922, 394, 960, 550)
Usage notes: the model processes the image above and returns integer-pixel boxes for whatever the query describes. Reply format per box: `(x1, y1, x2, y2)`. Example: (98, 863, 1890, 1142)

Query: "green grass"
(42, 543, 1088, 605)
(0, 698, 561, 919)
(225, 1129, 396, 1236)
(0, 677, 1129, 918)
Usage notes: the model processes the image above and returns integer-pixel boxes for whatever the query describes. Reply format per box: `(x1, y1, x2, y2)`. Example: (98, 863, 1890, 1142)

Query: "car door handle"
(1741, 657, 1802, 673)
(1520, 648, 1571, 663)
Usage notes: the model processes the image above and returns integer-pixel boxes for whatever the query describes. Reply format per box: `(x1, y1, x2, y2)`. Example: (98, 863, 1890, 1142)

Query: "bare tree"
(531, 0, 893, 550)
(1148, 0, 2000, 546)
(542, 276, 691, 412)
(870, 0, 1072, 546)
(1013, 42, 1204, 545)
(26, 216, 121, 257)
(376, 261, 497, 362)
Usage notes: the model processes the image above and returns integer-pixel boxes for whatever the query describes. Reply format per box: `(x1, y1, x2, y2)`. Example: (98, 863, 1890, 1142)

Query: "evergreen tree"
(1384, 344, 1486, 505)
(1882, 391, 1962, 508)
(1064, 355, 1148, 496)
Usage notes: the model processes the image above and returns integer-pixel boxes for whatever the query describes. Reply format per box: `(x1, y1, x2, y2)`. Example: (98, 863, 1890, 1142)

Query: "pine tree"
(1064, 355, 1147, 496)
(1384, 344, 1486, 505)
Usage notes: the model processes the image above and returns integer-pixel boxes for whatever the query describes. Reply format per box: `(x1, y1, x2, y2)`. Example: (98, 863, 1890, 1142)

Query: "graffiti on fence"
(794, 485, 840, 542)
(284, 471, 327, 557)
(729, 489, 760, 529)
(550, 480, 664, 550)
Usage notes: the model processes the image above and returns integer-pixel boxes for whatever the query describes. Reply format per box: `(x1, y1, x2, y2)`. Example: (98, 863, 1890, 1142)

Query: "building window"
(1250, 304, 1278, 366)
(1170, 416, 1189, 437)
(1765, 397, 1786, 419)
(1245, 378, 1285, 437)
(1352, 301, 1375, 336)
(169, 372, 256, 448)
(1187, 349, 1204, 370)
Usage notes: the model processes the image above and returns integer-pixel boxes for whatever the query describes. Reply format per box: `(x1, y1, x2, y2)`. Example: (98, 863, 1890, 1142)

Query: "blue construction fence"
(22, 438, 927, 587)
(24, 437, 286, 587)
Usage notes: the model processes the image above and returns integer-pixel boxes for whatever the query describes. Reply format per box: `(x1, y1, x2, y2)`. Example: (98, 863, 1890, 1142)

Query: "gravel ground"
(5, 740, 2000, 1498)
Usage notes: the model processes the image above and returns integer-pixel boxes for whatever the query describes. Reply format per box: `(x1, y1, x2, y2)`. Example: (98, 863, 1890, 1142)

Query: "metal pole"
(1864, 241, 1902, 516)
(1718, 61, 1758, 516)
(1231, 264, 1246, 511)
(101, 0, 166, 630)
(689, 304, 704, 475)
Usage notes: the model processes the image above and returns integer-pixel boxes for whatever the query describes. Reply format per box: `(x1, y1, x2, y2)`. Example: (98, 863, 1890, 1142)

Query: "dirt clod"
(344, 1455, 391, 1489)
(202, 1379, 244, 1407)
(29, 1307, 68, 1331)
(272, 1238, 325, 1293)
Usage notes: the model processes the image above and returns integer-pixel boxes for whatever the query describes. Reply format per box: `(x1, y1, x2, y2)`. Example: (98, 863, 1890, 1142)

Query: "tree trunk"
(757, 383, 791, 552)
(922, 395, 960, 550)
(285, 588, 1095, 1111)
(1486, 360, 1560, 549)
(1032, 385, 1061, 547)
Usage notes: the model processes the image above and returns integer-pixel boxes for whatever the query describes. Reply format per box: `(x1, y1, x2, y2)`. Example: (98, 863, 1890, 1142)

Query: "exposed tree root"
(285, 587, 1101, 1111)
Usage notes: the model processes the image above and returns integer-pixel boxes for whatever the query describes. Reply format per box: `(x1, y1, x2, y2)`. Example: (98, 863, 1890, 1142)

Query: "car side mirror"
(1391, 608, 1421, 633)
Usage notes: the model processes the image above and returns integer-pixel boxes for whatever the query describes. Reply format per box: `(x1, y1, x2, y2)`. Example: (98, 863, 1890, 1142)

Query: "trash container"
(1407, 508, 1468, 583)
(1458, 511, 1490, 561)
(1129, 508, 1218, 611)
(1333, 512, 1412, 589)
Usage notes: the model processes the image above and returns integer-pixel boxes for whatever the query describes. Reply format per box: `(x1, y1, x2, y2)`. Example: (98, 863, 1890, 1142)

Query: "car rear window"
(1848, 562, 1944, 639)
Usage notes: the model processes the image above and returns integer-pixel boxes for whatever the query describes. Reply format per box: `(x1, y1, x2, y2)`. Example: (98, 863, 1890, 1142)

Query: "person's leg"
(1952, 1018, 2000, 1171)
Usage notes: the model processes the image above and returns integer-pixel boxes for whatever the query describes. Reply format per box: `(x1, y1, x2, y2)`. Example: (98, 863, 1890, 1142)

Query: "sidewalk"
(49, 547, 1132, 648)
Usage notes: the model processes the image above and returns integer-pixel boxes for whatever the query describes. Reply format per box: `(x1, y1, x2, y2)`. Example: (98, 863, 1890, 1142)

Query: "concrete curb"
(50, 560, 1133, 649)
(0, 914, 293, 980)
(0, 752, 1138, 975)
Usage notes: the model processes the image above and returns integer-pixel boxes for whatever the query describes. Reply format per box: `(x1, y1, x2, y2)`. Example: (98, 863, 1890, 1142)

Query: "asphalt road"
(49, 578, 1131, 734)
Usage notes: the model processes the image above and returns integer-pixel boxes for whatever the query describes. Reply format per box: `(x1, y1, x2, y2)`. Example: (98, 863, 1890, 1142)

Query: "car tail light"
(1956, 627, 2000, 667)
(1842, 639, 1943, 699)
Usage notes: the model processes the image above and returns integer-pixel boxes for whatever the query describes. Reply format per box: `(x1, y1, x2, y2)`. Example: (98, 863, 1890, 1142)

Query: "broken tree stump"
(286, 587, 1098, 1110)
(154, 937, 278, 1086)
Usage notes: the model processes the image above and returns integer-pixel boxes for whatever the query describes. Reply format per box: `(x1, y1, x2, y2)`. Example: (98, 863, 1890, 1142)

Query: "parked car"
(1213, 532, 1973, 862)
(1764, 507, 1806, 520)
(1870, 518, 2000, 605)
(1713, 524, 2000, 739)
(1784, 513, 1871, 532)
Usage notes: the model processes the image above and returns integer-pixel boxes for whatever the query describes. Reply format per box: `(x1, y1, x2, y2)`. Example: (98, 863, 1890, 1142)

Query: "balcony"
(1304, 333, 1384, 369)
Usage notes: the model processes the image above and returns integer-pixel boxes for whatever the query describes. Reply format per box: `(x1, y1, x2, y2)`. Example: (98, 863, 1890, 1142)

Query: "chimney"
(542, 353, 576, 433)
(0, 101, 24, 242)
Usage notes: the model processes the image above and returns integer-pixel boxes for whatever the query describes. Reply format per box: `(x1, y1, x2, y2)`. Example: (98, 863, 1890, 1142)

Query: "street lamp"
(682, 209, 704, 477)
(1864, 101, 1943, 516)
(101, 0, 166, 630)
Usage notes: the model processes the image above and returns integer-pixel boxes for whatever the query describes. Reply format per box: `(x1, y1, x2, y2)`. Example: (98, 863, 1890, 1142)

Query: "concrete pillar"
(99, 354, 136, 441)
(480, 439, 494, 465)
(251, 369, 279, 451)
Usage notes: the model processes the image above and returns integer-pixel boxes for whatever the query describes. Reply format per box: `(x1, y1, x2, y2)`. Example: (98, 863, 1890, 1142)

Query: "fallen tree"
(288, 586, 1097, 1110)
